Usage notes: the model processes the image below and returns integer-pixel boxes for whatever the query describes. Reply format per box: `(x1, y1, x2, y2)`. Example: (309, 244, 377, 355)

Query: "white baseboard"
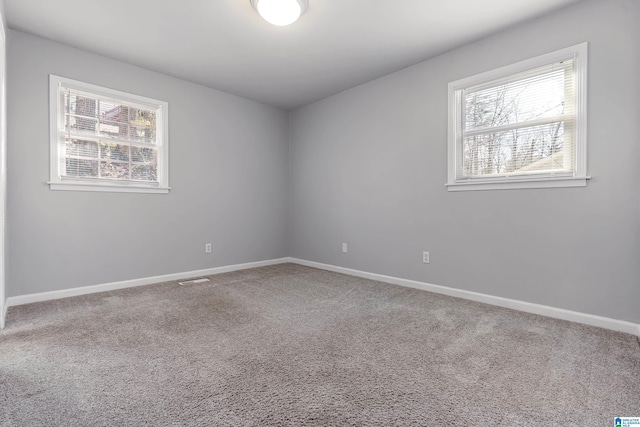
(6, 256, 638, 337)
(6, 258, 291, 308)
(290, 258, 640, 337)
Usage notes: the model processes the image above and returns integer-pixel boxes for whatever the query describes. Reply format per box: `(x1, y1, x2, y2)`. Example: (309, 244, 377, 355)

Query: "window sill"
(446, 176, 590, 192)
(48, 181, 171, 194)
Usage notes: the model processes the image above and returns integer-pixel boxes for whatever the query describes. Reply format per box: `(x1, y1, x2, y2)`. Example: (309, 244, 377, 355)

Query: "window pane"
(99, 103, 129, 124)
(99, 143, 130, 162)
(71, 95, 99, 134)
(67, 115, 98, 134)
(65, 139, 98, 159)
(131, 165, 157, 182)
(99, 104, 130, 139)
(65, 91, 157, 143)
(464, 64, 571, 131)
(66, 158, 98, 178)
(100, 161, 130, 179)
(131, 146, 156, 163)
(130, 109, 157, 143)
(462, 122, 568, 177)
(99, 121, 127, 139)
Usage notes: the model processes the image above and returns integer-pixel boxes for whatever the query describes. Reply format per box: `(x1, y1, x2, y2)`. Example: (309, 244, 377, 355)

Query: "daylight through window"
(49, 75, 169, 193)
(447, 43, 588, 191)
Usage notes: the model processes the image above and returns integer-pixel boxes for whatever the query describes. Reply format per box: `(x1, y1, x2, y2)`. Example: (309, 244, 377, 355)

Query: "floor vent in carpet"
(178, 278, 210, 286)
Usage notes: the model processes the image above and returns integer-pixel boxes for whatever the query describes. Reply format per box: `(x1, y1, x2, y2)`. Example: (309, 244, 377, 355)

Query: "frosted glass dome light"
(250, 0, 308, 26)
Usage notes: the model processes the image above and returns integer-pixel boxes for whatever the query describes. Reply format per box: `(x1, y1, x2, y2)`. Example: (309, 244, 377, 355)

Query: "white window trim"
(48, 75, 170, 194)
(446, 43, 589, 192)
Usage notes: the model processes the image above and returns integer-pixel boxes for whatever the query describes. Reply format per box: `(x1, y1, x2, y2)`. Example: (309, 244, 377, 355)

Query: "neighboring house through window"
(447, 43, 588, 191)
(49, 75, 169, 193)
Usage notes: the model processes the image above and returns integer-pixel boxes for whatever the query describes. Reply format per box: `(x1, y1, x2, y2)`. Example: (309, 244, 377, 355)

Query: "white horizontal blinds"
(58, 85, 160, 183)
(459, 58, 575, 179)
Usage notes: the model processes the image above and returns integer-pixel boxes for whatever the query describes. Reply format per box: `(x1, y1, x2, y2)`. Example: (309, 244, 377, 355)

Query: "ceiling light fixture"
(250, 0, 308, 27)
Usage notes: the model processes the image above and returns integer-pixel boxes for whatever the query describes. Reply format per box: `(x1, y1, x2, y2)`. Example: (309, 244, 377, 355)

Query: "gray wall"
(289, 0, 640, 323)
(7, 30, 289, 297)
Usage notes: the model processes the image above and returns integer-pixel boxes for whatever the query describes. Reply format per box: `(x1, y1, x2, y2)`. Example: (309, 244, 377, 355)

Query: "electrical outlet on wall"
(205, 243, 212, 254)
(423, 251, 430, 264)
(342, 243, 348, 253)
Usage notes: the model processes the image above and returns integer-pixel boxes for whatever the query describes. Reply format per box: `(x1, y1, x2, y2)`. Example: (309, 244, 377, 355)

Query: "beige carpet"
(1, 263, 638, 426)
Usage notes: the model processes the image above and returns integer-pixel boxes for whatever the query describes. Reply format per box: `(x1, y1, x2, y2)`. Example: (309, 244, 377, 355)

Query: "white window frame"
(49, 75, 170, 194)
(447, 43, 589, 192)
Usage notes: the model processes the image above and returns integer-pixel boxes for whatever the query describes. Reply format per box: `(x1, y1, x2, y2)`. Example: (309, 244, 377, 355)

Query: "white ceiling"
(5, 0, 582, 110)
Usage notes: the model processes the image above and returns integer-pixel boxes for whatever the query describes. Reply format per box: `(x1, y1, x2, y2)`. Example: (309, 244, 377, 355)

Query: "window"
(49, 75, 169, 193)
(447, 43, 588, 191)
